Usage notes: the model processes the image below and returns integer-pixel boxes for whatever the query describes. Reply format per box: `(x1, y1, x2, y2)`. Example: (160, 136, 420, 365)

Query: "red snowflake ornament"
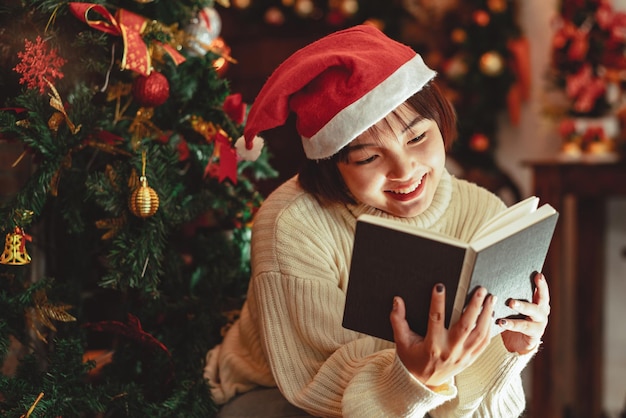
(13, 36, 66, 94)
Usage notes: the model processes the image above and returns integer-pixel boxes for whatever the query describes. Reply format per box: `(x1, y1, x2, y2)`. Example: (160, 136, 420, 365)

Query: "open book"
(342, 196, 559, 342)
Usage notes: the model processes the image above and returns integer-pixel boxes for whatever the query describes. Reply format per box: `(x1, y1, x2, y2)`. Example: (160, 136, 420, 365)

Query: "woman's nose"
(387, 152, 415, 180)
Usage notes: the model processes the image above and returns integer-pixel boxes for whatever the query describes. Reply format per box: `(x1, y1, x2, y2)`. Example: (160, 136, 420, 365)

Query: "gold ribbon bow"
(69, 2, 185, 76)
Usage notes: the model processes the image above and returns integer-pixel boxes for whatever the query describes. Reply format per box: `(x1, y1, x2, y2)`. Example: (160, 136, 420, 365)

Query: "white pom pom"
(235, 135, 264, 161)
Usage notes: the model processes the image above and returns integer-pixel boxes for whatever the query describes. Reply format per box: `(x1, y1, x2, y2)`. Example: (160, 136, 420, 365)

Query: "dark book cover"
(342, 221, 467, 341)
(343, 211, 558, 342)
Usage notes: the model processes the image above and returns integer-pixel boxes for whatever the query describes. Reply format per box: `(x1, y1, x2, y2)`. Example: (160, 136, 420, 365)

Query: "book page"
(356, 214, 467, 247)
(471, 196, 539, 242)
(470, 204, 557, 252)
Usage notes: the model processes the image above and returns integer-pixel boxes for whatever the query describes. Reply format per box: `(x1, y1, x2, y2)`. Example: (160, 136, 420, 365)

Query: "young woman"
(205, 24, 550, 417)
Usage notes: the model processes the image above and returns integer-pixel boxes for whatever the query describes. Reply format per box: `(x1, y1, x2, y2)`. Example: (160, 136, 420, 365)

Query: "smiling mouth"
(386, 176, 424, 195)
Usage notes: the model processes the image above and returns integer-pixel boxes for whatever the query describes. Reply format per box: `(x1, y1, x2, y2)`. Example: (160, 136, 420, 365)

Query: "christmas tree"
(0, 0, 275, 416)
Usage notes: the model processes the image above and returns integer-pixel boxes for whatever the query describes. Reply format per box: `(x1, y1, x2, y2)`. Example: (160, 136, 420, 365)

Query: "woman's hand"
(389, 284, 496, 389)
(498, 272, 550, 354)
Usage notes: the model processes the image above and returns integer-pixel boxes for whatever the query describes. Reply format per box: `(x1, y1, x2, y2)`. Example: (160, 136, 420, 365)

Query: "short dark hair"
(298, 81, 457, 205)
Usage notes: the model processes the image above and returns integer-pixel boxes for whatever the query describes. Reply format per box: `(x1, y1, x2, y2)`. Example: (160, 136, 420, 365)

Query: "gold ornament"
(47, 111, 65, 133)
(46, 78, 81, 134)
(129, 150, 160, 218)
(28, 290, 77, 343)
(0, 226, 32, 265)
(479, 51, 505, 76)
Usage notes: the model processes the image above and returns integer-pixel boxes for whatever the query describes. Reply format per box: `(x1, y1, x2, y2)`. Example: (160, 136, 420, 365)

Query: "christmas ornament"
(487, 0, 507, 13)
(83, 313, 174, 384)
(0, 226, 32, 265)
(28, 290, 77, 343)
(129, 107, 164, 149)
(190, 115, 218, 141)
(469, 133, 490, 152)
(203, 129, 238, 184)
(70, 3, 151, 76)
(473, 10, 491, 27)
(339, 0, 359, 17)
(129, 150, 160, 218)
(47, 111, 65, 133)
(479, 51, 504, 76)
(83, 349, 115, 378)
(47, 79, 81, 134)
(443, 55, 468, 80)
(294, 0, 315, 18)
(223, 93, 247, 124)
(13, 36, 66, 94)
(185, 7, 222, 57)
(451, 28, 467, 44)
(210, 37, 235, 75)
(132, 71, 170, 107)
(264, 7, 285, 25)
(232, 0, 251, 9)
(69, 3, 185, 76)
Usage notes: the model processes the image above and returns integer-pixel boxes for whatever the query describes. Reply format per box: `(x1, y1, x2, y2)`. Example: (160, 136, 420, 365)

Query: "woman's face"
(337, 103, 446, 218)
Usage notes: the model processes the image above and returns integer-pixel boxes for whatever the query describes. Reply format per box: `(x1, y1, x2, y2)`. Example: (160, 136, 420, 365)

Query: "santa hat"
(236, 24, 436, 161)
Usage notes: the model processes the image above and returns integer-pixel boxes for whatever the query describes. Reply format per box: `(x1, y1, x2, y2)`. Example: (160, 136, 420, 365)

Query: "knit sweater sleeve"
(249, 183, 456, 417)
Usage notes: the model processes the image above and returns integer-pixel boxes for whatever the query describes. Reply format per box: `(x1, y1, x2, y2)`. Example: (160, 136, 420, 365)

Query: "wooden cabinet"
(527, 159, 626, 418)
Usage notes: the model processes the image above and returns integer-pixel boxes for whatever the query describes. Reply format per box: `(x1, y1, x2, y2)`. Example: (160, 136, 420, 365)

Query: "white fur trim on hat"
(302, 54, 435, 159)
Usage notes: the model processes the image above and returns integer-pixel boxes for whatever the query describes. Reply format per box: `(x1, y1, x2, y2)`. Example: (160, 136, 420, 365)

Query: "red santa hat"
(236, 24, 436, 161)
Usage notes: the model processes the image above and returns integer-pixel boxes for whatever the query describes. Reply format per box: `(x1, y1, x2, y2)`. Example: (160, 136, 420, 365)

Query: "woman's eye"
(408, 132, 426, 144)
(354, 155, 378, 165)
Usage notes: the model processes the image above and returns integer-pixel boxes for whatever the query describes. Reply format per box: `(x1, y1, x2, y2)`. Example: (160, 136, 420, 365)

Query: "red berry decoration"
(132, 71, 170, 107)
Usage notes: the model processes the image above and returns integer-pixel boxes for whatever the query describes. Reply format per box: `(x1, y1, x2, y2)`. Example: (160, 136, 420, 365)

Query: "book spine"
(450, 249, 478, 326)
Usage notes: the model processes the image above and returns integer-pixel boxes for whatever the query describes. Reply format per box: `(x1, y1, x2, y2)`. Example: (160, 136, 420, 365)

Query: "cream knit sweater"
(204, 170, 536, 417)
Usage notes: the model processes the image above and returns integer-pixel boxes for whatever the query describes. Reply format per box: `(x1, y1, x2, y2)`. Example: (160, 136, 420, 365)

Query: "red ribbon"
(14, 226, 32, 254)
(216, 132, 238, 184)
(203, 130, 238, 184)
(69, 2, 185, 76)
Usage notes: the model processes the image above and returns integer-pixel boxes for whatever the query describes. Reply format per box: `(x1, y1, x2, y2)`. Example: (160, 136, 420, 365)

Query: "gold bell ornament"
(0, 226, 32, 265)
(129, 150, 160, 218)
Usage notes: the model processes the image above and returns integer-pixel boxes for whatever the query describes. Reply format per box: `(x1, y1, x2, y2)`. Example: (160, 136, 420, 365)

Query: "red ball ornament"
(473, 10, 491, 27)
(469, 133, 490, 152)
(132, 71, 170, 107)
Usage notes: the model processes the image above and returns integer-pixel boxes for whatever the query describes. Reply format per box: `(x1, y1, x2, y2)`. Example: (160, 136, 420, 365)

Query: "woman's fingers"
(390, 283, 446, 346)
(426, 283, 446, 336)
(497, 274, 551, 353)
(390, 296, 413, 347)
(461, 289, 495, 352)
(449, 287, 489, 340)
(533, 272, 551, 314)
(500, 273, 550, 329)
